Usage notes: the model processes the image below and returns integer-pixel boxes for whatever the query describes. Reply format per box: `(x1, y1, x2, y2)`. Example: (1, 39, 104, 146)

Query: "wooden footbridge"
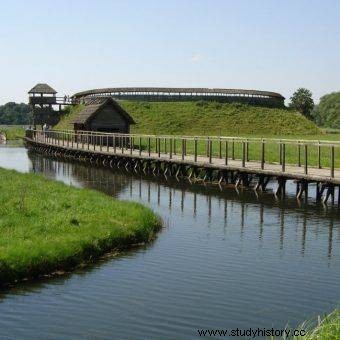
(25, 130, 340, 204)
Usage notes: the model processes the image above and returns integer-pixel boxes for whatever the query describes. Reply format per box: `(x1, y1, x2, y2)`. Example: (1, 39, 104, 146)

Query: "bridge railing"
(28, 129, 340, 178)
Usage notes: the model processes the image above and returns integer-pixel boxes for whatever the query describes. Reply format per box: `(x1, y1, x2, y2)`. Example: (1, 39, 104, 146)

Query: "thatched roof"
(28, 83, 57, 94)
(74, 97, 135, 125)
(73, 87, 285, 99)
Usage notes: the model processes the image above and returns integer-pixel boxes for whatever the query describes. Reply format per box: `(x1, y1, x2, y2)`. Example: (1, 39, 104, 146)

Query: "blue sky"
(1, 0, 339, 104)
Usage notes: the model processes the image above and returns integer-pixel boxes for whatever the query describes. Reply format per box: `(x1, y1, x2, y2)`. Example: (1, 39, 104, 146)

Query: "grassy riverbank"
(0, 126, 25, 140)
(272, 309, 340, 339)
(302, 310, 340, 340)
(0, 168, 161, 286)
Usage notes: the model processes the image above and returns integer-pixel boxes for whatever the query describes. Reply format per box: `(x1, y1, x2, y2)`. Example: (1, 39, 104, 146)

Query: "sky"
(0, 0, 339, 104)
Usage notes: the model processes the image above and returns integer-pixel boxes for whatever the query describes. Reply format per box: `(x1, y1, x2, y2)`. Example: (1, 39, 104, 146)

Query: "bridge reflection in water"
(28, 151, 339, 260)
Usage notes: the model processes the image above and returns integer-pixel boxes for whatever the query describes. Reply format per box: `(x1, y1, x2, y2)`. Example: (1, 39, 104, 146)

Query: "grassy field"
(0, 168, 161, 286)
(0, 126, 25, 140)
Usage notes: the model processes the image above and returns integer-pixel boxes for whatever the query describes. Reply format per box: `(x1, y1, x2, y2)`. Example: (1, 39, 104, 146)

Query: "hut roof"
(28, 83, 57, 94)
(74, 97, 135, 125)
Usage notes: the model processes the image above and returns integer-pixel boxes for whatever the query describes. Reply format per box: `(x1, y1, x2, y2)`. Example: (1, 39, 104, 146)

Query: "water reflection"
(0, 148, 339, 340)
(27, 151, 339, 259)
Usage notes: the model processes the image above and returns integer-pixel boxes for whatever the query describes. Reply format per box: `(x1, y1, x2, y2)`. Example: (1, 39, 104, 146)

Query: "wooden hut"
(73, 97, 135, 133)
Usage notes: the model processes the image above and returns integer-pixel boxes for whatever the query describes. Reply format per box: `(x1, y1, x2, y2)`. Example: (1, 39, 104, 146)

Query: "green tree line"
(312, 92, 340, 129)
(0, 102, 31, 125)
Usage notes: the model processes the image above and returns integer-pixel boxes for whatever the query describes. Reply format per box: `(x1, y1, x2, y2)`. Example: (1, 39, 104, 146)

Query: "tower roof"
(28, 83, 57, 94)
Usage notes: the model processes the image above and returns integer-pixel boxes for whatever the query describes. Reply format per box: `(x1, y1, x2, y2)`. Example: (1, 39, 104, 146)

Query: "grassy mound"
(54, 101, 320, 136)
(54, 104, 85, 131)
(125, 101, 320, 136)
(0, 168, 161, 286)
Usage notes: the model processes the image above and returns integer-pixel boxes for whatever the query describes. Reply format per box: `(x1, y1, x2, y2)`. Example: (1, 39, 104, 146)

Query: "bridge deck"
(27, 133, 340, 185)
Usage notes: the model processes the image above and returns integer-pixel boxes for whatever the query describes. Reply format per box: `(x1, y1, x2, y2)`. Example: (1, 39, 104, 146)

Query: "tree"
(311, 104, 323, 126)
(289, 88, 314, 119)
(316, 92, 340, 129)
(0, 102, 32, 125)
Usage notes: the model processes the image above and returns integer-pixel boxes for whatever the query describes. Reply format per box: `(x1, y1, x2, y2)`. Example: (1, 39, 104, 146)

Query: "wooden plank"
(26, 131, 340, 186)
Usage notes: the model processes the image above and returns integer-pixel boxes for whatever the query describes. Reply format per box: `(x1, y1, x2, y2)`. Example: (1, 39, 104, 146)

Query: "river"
(0, 144, 339, 339)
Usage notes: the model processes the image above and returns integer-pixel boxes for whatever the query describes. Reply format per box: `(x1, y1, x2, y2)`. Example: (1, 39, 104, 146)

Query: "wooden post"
(318, 142, 321, 169)
(174, 138, 176, 155)
(106, 135, 109, 152)
(194, 138, 198, 162)
(206, 138, 209, 157)
(130, 136, 133, 155)
(232, 139, 235, 160)
(170, 137, 173, 159)
(113, 134, 116, 154)
(304, 144, 308, 174)
(282, 143, 286, 172)
(219, 138, 222, 159)
(298, 142, 301, 167)
(246, 139, 249, 161)
(139, 137, 142, 156)
(164, 138, 167, 154)
(330, 145, 335, 178)
(209, 139, 212, 164)
(225, 140, 228, 165)
(242, 141, 246, 167)
(279, 142, 282, 165)
(100, 135, 102, 151)
(181, 139, 185, 160)
(158, 138, 161, 157)
(121, 136, 124, 154)
(261, 140, 265, 170)
(148, 137, 151, 156)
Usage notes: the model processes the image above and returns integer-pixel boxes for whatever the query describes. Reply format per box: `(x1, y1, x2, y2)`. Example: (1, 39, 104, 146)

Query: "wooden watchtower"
(28, 83, 57, 109)
(28, 83, 74, 127)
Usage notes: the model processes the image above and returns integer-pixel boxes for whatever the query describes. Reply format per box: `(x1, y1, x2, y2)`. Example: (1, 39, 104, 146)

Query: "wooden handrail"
(44, 129, 340, 147)
(27, 129, 340, 180)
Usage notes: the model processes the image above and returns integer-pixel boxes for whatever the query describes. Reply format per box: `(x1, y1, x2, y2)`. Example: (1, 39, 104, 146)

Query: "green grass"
(271, 309, 340, 339)
(52, 101, 339, 167)
(54, 101, 320, 136)
(0, 126, 25, 140)
(0, 168, 161, 286)
(124, 101, 320, 136)
(54, 104, 85, 131)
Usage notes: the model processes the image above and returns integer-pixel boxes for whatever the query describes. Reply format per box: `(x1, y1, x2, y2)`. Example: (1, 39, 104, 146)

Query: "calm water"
(0, 145, 339, 339)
